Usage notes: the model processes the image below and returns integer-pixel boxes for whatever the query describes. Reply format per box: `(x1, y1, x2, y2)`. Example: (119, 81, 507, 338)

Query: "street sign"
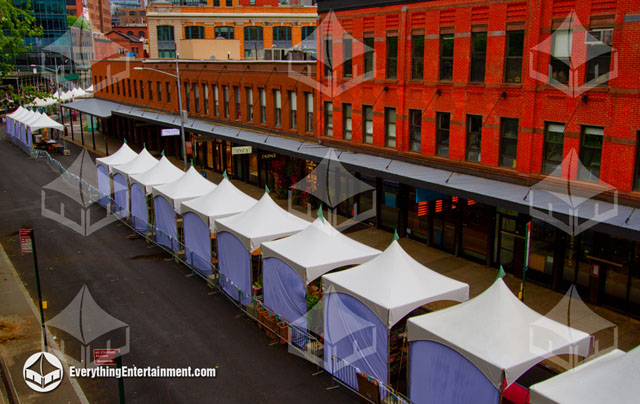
(94, 349, 120, 366)
(19, 229, 32, 253)
(161, 128, 180, 137)
(232, 146, 252, 155)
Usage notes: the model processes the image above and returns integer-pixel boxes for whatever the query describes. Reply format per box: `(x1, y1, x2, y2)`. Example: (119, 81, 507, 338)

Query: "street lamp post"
(134, 54, 187, 170)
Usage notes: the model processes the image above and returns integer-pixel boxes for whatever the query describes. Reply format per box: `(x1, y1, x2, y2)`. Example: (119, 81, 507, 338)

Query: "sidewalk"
(0, 245, 89, 404)
(59, 119, 640, 354)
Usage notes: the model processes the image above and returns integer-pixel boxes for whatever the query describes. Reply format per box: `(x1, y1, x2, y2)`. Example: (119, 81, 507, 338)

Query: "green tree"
(0, 0, 44, 109)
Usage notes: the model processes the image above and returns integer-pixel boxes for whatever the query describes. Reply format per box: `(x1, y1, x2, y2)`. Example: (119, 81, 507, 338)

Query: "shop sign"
(161, 128, 180, 137)
(261, 153, 276, 159)
(232, 146, 252, 155)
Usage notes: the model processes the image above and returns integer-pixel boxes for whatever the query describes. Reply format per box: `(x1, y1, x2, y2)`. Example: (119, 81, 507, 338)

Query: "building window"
(203, 84, 208, 114)
(634, 132, 640, 190)
(466, 115, 482, 162)
(411, 35, 424, 80)
(289, 91, 297, 130)
(323, 37, 332, 77)
(550, 29, 571, 85)
(185, 26, 204, 40)
(226, 0, 232, 6)
(500, 118, 519, 168)
(194, 83, 199, 113)
(363, 37, 374, 77)
(343, 38, 352, 77)
(578, 126, 604, 182)
(140, 80, 144, 100)
(244, 26, 264, 57)
(246, 87, 254, 121)
(166, 82, 171, 102)
(148, 81, 153, 101)
(436, 112, 450, 157)
(385, 108, 396, 148)
(244, 26, 263, 42)
(324, 102, 333, 136)
(259, 88, 266, 124)
(127, 79, 131, 97)
(470, 32, 487, 82)
(214, 26, 234, 39)
(157, 82, 162, 102)
(386, 35, 398, 79)
(273, 26, 292, 47)
(213, 85, 219, 116)
(116, 79, 120, 95)
(585, 28, 613, 84)
(409, 109, 422, 152)
(305, 92, 313, 133)
(362, 105, 373, 144)
(543, 122, 565, 174)
(157, 25, 175, 41)
(504, 30, 524, 83)
(223, 86, 229, 118)
(440, 34, 454, 81)
(343, 103, 352, 140)
(234, 86, 241, 120)
(184, 82, 189, 111)
(274, 90, 282, 127)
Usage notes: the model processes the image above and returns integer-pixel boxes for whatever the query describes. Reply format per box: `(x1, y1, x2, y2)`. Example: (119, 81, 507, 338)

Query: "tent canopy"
(111, 148, 158, 181)
(529, 348, 639, 404)
(262, 217, 381, 285)
(151, 166, 216, 213)
(407, 279, 592, 389)
(129, 155, 185, 194)
(96, 142, 138, 172)
(323, 240, 469, 329)
(7, 106, 27, 119)
(181, 177, 257, 231)
(215, 192, 310, 252)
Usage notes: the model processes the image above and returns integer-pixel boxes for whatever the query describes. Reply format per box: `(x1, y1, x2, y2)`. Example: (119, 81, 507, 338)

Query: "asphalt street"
(0, 137, 357, 404)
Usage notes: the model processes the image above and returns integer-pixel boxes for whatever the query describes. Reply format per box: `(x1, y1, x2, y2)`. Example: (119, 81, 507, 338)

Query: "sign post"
(21, 228, 47, 351)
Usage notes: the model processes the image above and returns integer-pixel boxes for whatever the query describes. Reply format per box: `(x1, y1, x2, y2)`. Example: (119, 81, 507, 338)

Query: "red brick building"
(104, 31, 145, 58)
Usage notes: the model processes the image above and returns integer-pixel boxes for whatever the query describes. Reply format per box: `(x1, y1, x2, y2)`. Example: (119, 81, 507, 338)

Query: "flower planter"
(277, 321, 289, 344)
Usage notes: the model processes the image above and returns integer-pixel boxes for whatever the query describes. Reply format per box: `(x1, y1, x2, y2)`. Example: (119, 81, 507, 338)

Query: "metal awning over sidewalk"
(63, 98, 640, 239)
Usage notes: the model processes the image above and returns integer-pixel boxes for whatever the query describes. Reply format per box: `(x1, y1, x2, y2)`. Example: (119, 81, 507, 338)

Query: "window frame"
(362, 105, 373, 144)
(542, 122, 565, 175)
(385, 107, 397, 148)
(324, 101, 333, 136)
(466, 114, 483, 162)
(439, 34, 454, 81)
(436, 112, 450, 157)
(499, 117, 519, 168)
(342, 103, 352, 140)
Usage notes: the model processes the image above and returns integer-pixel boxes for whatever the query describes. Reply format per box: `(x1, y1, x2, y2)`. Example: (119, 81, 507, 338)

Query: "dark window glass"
(193, 83, 199, 113)
(289, 91, 297, 130)
(436, 112, 450, 157)
(324, 38, 332, 77)
(274, 90, 281, 126)
(550, 30, 571, 85)
(343, 38, 352, 77)
(634, 132, 640, 190)
(440, 34, 454, 81)
(184, 82, 189, 111)
(246, 87, 254, 121)
(409, 109, 422, 152)
(362, 105, 373, 144)
(543, 122, 565, 174)
(363, 37, 374, 77)
(500, 118, 519, 168)
(585, 29, 613, 85)
(259, 88, 266, 124)
(504, 30, 524, 83)
(235, 86, 241, 120)
(203, 84, 208, 114)
(185, 26, 204, 39)
(132, 80, 136, 97)
(386, 36, 398, 79)
(578, 126, 604, 182)
(324, 101, 333, 136)
(157, 25, 174, 41)
(470, 32, 487, 82)
(223, 86, 229, 118)
(140, 80, 144, 100)
(273, 26, 292, 41)
(166, 82, 171, 102)
(411, 35, 425, 80)
(466, 114, 482, 162)
(385, 108, 396, 148)
(305, 92, 313, 133)
(157, 82, 162, 102)
(214, 26, 234, 39)
(343, 103, 352, 140)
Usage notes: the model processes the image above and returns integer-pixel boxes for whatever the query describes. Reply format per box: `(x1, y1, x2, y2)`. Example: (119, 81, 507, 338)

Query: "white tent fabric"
(111, 148, 158, 181)
(215, 192, 310, 252)
(262, 217, 381, 285)
(181, 177, 257, 231)
(323, 240, 469, 328)
(129, 155, 185, 194)
(24, 112, 63, 131)
(95, 142, 138, 172)
(529, 348, 639, 404)
(151, 166, 216, 213)
(407, 279, 592, 389)
(85, 84, 94, 93)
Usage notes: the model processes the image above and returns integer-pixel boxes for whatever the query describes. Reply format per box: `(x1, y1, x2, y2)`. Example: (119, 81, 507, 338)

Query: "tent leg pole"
(80, 112, 85, 146)
(69, 109, 74, 141)
(91, 115, 96, 151)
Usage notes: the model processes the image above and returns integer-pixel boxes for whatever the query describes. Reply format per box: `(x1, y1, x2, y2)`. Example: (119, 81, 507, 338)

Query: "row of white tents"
(28, 86, 93, 108)
(5, 106, 64, 147)
(95, 141, 638, 404)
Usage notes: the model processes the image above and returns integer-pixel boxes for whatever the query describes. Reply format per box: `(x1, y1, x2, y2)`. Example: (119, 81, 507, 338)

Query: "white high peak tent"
(406, 278, 592, 404)
(262, 216, 381, 286)
(111, 148, 158, 217)
(529, 347, 640, 404)
(95, 142, 138, 208)
(321, 239, 470, 387)
(180, 176, 257, 275)
(181, 176, 258, 232)
(85, 84, 94, 93)
(152, 166, 216, 214)
(128, 156, 184, 234)
(214, 191, 310, 304)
